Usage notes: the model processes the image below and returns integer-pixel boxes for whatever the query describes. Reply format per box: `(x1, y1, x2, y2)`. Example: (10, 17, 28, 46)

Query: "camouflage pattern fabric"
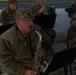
(29, 3, 56, 44)
(1, 6, 16, 25)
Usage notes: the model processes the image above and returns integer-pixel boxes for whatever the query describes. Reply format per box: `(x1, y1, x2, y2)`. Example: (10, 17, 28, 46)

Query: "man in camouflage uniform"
(65, 0, 76, 23)
(28, 0, 56, 44)
(65, 1, 76, 74)
(0, 8, 62, 75)
(0, 15, 2, 23)
(66, 20, 76, 75)
(66, 20, 76, 45)
(0, 0, 17, 25)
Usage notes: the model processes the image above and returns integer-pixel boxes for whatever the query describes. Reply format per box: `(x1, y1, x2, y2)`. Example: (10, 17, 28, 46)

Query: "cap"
(65, 7, 76, 14)
(71, 0, 76, 8)
(16, 8, 34, 21)
(8, 0, 17, 5)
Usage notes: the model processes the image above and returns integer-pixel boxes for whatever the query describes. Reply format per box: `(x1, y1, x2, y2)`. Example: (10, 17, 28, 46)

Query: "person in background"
(29, 0, 53, 15)
(65, 0, 76, 23)
(0, 0, 17, 25)
(66, 20, 76, 46)
(0, 15, 2, 23)
(65, 0, 76, 45)
(28, 0, 56, 44)
(65, 2, 76, 73)
(66, 20, 76, 75)
(0, 8, 62, 75)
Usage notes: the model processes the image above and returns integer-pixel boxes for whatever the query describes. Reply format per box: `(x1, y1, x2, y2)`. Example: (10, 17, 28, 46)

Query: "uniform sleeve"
(39, 26, 55, 54)
(1, 10, 10, 25)
(66, 20, 76, 45)
(38, 27, 55, 63)
(0, 14, 2, 22)
(0, 39, 25, 75)
(1, 10, 9, 20)
(45, 5, 52, 14)
(29, 6, 40, 16)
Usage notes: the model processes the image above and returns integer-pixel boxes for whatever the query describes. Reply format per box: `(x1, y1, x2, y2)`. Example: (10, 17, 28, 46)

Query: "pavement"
(0, 8, 75, 75)
(50, 8, 71, 52)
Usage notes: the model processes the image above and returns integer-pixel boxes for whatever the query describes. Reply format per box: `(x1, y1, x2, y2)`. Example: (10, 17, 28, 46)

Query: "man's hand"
(39, 6, 48, 14)
(24, 69, 36, 75)
(39, 48, 45, 59)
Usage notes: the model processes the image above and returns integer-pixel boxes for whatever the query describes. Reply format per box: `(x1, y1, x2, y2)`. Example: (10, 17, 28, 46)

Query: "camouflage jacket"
(1, 6, 16, 25)
(29, 3, 52, 16)
(66, 20, 76, 45)
(0, 24, 53, 75)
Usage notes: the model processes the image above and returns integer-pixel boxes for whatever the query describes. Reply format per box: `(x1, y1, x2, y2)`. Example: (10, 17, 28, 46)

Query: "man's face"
(10, 3, 17, 11)
(16, 19, 33, 34)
